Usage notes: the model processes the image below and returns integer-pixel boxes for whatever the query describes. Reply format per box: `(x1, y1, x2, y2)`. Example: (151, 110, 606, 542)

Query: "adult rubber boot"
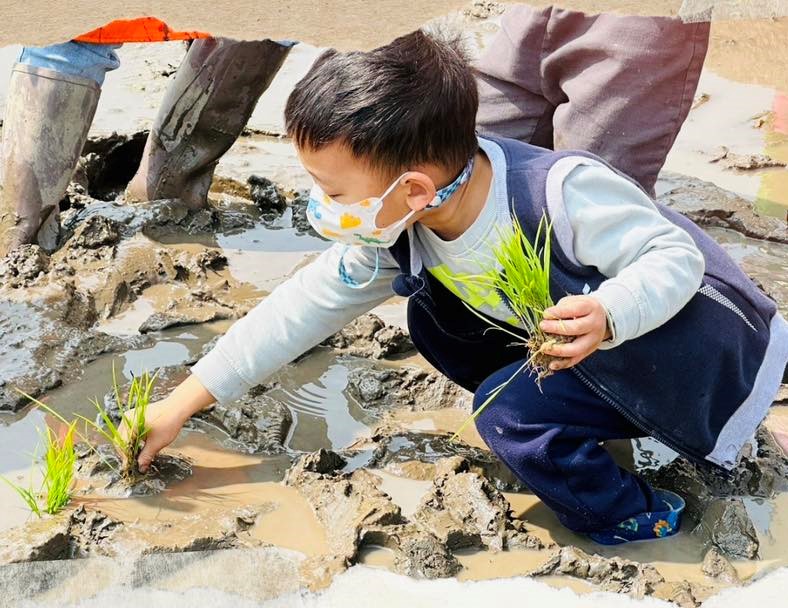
(0, 65, 99, 256)
(125, 38, 292, 209)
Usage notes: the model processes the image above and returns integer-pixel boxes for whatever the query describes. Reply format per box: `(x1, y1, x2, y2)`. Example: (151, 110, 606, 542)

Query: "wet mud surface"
(2, 16, 788, 604)
(1, 147, 785, 604)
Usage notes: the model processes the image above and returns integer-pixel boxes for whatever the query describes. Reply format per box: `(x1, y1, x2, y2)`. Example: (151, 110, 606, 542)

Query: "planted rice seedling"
(16, 364, 157, 484)
(1, 421, 77, 516)
(74, 365, 157, 481)
(40, 423, 77, 514)
(451, 214, 568, 441)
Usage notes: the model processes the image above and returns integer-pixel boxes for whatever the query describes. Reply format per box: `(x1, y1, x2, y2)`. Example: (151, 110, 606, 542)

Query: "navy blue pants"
(474, 359, 660, 533)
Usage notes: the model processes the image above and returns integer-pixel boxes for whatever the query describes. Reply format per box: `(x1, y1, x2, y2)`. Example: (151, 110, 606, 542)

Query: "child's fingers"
(543, 296, 594, 320)
(550, 353, 587, 371)
(542, 332, 596, 360)
(539, 315, 594, 336)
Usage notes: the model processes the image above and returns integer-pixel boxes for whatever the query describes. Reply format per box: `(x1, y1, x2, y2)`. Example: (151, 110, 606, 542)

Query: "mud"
(98, 361, 291, 454)
(701, 547, 741, 585)
(285, 452, 403, 560)
(708, 228, 788, 315)
(709, 146, 787, 171)
(643, 427, 788, 559)
(348, 426, 528, 492)
(463, 1, 506, 20)
(0, 244, 50, 286)
(0, 134, 295, 412)
(412, 456, 545, 552)
(98, 338, 468, 456)
(345, 365, 470, 412)
(529, 546, 717, 607)
(658, 172, 788, 244)
(0, 502, 260, 566)
(1, 44, 788, 606)
(321, 314, 414, 360)
(195, 388, 294, 454)
(0, 287, 152, 412)
(284, 451, 541, 580)
(75, 442, 194, 497)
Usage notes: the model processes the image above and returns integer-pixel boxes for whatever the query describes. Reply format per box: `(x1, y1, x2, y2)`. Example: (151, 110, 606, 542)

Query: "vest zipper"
(570, 365, 709, 466)
(413, 275, 715, 468)
(496, 287, 521, 323)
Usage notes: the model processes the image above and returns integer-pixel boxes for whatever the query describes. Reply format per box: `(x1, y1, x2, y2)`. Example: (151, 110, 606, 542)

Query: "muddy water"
(0, 322, 400, 535)
(272, 350, 378, 451)
(1, 227, 786, 605)
(357, 461, 787, 590)
(662, 70, 788, 219)
(1, 7, 788, 604)
(381, 406, 788, 587)
(82, 432, 329, 558)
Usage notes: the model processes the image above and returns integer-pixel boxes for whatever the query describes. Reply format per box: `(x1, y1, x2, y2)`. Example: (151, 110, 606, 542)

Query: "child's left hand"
(539, 295, 612, 371)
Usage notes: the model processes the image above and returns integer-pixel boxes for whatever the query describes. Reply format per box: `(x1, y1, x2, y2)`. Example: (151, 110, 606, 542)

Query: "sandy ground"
(1, 1, 787, 49)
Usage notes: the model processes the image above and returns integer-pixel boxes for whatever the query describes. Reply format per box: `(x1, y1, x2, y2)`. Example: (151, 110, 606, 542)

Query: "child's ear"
(401, 172, 436, 211)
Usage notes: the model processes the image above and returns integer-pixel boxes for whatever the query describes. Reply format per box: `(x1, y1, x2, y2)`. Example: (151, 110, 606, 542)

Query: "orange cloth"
(74, 17, 210, 44)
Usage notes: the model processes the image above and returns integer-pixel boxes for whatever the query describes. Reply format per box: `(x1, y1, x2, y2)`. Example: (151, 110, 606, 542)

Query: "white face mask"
(305, 154, 475, 249)
(306, 154, 475, 289)
(306, 173, 413, 248)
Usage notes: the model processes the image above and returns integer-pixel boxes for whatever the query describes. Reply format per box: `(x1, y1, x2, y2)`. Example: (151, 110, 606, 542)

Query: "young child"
(135, 31, 788, 544)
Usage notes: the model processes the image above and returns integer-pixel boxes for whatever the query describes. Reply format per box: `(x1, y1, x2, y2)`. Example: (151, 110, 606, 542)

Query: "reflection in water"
(122, 341, 191, 378)
(271, 350, 379, 452)
(663, 71, 788, 220)
(632, 437, 678, 471)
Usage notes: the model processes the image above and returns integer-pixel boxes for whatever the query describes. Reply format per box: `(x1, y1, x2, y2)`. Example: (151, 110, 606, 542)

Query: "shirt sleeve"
(559, 163, 705, 347)
(190, 243, 398, 403)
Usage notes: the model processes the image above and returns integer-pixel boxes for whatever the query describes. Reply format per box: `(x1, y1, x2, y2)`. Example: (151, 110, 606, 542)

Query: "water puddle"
(215, 220, 326, 292)
(80, 431, 329, 558)
(706, 226, 788, 312)
(664, 70, 788, 219)
(271, 350, 387, 451)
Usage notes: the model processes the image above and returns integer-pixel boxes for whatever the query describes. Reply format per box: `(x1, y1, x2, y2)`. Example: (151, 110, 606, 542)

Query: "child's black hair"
(284, 29, 479, 176)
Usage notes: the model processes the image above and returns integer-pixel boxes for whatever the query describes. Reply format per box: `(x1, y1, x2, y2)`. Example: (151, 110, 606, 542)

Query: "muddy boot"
(126, 38, 292, 209)
(0, 65, 100, 256)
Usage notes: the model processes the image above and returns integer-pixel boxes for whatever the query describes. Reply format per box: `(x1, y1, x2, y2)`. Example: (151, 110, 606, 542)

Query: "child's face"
(297, 140, 441, 229)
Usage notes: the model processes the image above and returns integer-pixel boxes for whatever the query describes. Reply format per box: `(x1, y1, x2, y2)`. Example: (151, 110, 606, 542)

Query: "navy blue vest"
(388, 136, 780, 468)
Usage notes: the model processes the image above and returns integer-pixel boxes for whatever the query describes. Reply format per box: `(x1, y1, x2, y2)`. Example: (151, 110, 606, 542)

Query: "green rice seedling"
(450, 214, 568, 441)
(1, 421, 77, 516)
(40, 422, 77, 514)
(16, 363, 157, 482)
(1, 470, 42, 517)
(73, 365, 158, 481)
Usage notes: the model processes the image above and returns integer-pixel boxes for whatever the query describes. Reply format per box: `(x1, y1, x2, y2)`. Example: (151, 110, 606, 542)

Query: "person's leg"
(17, 42, 121, 86)
(474, 5, 710, 196)
(473, 359, 663, 535)
(473, 5, 556, 149)
(540, 9, 710, 196)
(125, 38, 294, 208)
(0, 42, 120, 255)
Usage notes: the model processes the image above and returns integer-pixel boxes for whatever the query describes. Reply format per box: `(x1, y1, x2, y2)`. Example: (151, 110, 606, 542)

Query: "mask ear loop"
(426, 154, 476, 209)
(338, 246, 380, 289)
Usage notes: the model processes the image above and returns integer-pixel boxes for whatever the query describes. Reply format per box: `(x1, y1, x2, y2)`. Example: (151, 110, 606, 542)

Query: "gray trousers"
(474, 5, 711, 195)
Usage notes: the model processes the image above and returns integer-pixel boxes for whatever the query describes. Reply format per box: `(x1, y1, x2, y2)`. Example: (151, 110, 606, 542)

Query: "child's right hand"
(120, 374, 217, 473)
(121, 398, 190, 473)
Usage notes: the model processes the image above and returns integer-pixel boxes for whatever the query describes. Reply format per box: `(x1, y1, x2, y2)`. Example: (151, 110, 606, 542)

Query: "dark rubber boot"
(0, 65, 99, 255)
(125, 38, 292, 209)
